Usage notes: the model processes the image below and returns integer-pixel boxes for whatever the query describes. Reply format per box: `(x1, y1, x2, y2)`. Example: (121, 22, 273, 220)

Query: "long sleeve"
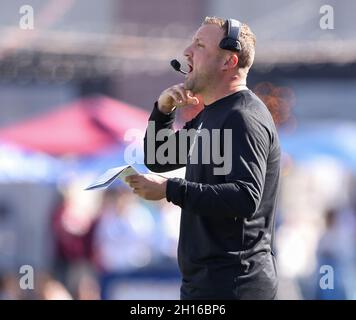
(144, 102, 199, 173)
(166, 107, 270, 219)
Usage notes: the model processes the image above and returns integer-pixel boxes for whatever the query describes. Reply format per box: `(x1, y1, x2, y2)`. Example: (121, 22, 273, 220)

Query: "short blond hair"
(202, 16, 256, 70)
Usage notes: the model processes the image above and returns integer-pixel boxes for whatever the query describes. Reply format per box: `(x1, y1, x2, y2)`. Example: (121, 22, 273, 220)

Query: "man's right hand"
(157, 83, 199, 114)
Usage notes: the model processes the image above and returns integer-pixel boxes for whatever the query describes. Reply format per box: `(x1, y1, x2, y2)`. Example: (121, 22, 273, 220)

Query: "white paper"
(84, 165, 139, 191)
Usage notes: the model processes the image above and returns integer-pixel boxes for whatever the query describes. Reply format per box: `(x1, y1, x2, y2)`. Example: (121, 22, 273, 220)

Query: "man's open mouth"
(187, 63, 193, 73)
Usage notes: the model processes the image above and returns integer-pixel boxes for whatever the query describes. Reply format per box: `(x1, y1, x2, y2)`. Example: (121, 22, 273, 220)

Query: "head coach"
(126, 16, 281, 300)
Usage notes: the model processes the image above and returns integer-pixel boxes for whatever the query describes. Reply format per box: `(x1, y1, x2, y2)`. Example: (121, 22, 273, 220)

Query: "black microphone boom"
(170, 59, 188, 75)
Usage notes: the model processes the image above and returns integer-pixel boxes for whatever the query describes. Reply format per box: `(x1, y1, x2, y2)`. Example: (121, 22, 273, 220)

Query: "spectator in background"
(36, 272, 73, 300)
(327, 189, 356, 299)
(154, 201, 181, 262)
(51, 190, 99, 299)
(316, 208, 347, 299)
(0, 273, 22, 300)
(92, 188, 155, 274)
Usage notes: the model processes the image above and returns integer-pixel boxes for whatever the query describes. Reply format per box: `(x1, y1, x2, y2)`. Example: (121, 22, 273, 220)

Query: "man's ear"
(222, 54, 239, 71)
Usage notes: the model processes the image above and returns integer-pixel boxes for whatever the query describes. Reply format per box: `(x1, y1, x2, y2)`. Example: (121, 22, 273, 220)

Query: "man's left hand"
(126, 174, 168, 201)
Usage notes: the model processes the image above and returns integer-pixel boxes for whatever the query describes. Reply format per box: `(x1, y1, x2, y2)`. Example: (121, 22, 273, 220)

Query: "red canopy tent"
(0, 95, 149, 156)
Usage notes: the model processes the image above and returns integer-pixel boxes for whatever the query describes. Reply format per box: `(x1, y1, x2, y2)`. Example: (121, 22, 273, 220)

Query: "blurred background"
(0, 0, 355, 300)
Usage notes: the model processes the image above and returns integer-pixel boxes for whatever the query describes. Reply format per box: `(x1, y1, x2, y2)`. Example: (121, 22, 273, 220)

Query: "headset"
(170, 18, 243, 75)
(219, 18, 242, 52)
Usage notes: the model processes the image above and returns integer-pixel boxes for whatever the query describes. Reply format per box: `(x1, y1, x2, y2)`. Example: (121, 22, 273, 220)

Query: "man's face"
(183, 24, 225, 94)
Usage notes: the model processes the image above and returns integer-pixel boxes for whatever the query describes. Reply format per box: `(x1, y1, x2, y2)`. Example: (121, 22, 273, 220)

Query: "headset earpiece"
(219, 19, 242, 52)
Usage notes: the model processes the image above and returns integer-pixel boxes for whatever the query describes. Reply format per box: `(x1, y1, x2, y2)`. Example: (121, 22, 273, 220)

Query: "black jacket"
(144, 90, 281, 299)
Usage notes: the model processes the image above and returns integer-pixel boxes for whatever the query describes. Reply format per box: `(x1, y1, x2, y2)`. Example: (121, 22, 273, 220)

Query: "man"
(126, 16, 281, 300)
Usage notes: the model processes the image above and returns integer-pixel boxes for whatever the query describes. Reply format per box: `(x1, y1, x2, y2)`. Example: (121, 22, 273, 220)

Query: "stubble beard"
(184, 58, 220, 95)
(184, 72, 208, 95)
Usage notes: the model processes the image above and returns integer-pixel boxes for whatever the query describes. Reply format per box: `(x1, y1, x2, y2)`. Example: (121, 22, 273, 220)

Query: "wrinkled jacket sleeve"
(144, 102, 198, 173)
(166, 108, 270, 219)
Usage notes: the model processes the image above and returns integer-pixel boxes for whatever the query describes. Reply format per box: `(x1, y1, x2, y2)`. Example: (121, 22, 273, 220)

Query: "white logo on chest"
(188, 122, 203, 158)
